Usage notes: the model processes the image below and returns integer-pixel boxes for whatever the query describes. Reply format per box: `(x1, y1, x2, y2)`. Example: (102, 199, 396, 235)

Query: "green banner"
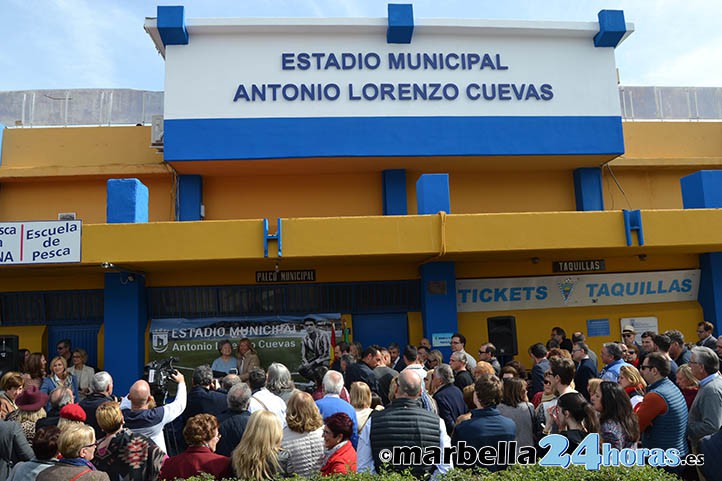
(149, 314, 341, 382)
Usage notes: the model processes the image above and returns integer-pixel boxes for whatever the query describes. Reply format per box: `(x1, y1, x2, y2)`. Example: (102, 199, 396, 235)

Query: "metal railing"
(1, 86, 720, 127)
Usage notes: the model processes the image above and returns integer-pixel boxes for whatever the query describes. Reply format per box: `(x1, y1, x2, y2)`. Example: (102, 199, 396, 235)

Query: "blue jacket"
(316, 395, 358, 448)
(40, 375, 79, 413)
(183, 386, 227, 423)
(433, 383, 467, 435)
(529, 359, 549, 399)
(600, 358, 627, 382)
(574, 358, 598, 401)
(451, 407, 516, 472)
(641, 378, 688, 456)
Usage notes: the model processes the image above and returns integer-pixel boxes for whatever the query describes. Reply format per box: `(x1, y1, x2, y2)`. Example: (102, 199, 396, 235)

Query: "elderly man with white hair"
(315, 370, 358, 448)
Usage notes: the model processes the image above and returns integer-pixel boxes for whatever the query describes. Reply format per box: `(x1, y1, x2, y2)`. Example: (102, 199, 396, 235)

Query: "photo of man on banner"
(298, 317, 332, 381)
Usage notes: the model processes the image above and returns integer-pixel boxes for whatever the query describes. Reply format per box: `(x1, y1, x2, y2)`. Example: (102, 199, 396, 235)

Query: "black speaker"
(487, 316, 518, 357)
(0, 335, 19, 377)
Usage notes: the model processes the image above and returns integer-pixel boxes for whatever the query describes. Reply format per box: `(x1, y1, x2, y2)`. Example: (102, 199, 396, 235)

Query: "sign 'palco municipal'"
(0, 221, 82, 265)
(457, 269, 700, 312)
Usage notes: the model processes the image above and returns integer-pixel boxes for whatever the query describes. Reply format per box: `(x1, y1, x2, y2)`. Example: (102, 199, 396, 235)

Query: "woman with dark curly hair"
(321, 412, 356, 475)
(159, 414, 231, 480)
(591, 381, 640, 449)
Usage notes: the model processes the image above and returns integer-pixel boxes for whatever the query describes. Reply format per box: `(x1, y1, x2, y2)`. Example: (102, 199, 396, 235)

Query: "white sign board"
(0, 221, 82, 265)
(163, 20, 622, 121)
(457, 270, 700, 312)
(620, 317, 659, 343)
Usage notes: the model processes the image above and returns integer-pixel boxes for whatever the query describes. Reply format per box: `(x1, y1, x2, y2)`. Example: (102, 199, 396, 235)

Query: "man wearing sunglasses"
(636, 352, 687, 475)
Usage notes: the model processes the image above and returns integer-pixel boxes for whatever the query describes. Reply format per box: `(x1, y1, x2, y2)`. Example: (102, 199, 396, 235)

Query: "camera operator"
(121, 370, 186, 454)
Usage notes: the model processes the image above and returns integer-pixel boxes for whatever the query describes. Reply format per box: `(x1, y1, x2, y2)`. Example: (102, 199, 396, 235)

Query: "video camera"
(143, 357, 179, 405)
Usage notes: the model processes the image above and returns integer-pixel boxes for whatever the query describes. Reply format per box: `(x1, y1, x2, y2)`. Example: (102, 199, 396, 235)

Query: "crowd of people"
(1, 323, 722, 481)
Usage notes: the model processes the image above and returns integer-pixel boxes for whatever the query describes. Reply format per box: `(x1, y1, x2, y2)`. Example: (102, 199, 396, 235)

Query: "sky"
(0, 0, 720, 91)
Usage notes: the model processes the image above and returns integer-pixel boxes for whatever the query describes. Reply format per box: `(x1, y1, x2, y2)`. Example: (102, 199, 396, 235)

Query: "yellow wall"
(2, 126, 161, 169)
(408, 312, 423, 345)
(602, 168, 698, 211)
(203, 173, 383, 220)
(0, 177, 174, 223)
(622, 122, 722, 162)
(458, 301, 702, 371)
(406, 170, 577, 215)
(0, 326, 47, 354)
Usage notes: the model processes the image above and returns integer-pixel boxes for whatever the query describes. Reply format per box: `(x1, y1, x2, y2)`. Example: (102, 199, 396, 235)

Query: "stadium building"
(1, 5, 722, 392)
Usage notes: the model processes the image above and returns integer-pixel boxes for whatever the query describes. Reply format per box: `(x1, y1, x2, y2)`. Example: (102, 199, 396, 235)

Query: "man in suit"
(344, 346, 381, 395)
(572, 342, 597, 401)
(688, 346, 722, 453)
(388, 342, 405, 372)
(697, 321, 717, 349)
(528, 343, 549, 399)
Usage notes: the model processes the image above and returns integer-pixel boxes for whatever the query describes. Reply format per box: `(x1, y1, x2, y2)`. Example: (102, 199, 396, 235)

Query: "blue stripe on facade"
(164, 116, 624, 161)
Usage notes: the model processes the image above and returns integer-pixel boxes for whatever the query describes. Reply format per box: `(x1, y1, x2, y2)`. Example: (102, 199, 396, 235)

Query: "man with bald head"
(357, 370, 451, 477)
(121, 370, 186, 454)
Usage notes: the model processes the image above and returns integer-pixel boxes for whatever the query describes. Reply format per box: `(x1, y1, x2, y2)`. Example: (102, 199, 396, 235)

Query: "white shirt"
(249, 387, 288, 428)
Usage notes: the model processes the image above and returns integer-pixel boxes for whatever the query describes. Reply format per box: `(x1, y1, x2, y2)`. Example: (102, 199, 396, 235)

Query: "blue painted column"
(681, 170, 722, 335)
(104, 273, 147, 395)
(573, 168, 604, 211)
(107, 179, 149, 223)
(382, 169, 407, 215)
(104, 178, 149, 394)
(177, 175, 203, 221)
(417, 174, 456, 361)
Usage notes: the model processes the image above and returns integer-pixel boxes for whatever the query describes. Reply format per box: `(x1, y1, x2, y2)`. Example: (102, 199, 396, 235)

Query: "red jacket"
(159, 446, 231, 481)
(321, 441, 357, 476)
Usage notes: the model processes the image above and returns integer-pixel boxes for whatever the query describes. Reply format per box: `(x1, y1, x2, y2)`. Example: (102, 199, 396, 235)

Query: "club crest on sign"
(558, 277, 578, 303)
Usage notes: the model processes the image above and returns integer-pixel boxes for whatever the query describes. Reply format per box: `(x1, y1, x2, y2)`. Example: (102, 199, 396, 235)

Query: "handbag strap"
(69, 469, 92, 481)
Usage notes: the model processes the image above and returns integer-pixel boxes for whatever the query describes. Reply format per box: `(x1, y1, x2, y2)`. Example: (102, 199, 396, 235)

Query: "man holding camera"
(122, 370, 186, 454)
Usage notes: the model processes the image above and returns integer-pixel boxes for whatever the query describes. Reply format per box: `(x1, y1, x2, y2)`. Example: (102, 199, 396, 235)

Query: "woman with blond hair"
(232, 410, 289, 480)
(618, 364, 646, 409)
(40, 357, 78, 411)
(67, 349, 94, 401)
(349, 382, 373, 433)
(35, 424, 109, 481)
(281, 391, 324, 477)
(676, 363, 700, 410)
(93, 401, 165, 481)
